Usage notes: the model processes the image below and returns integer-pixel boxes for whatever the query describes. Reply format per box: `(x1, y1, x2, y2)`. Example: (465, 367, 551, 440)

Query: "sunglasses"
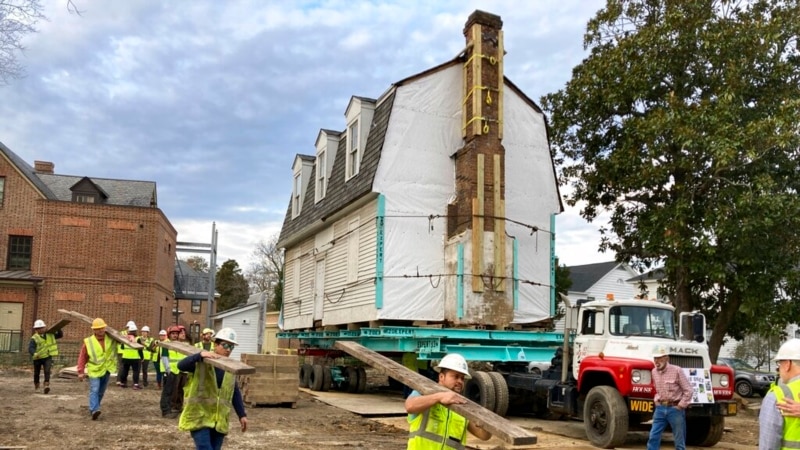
(219, 342, 234, 351)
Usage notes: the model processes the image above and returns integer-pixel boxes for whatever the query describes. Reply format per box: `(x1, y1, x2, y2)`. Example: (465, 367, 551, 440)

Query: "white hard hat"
(652, 344, 669, 358)
(159, 329, 167, 336)
(214, 327, 238, 345)
(141, 326, 150, 332)
(125, 320, 135, 329)
(33, 319, 46, 328)
(128, 322, 138, 332)
(434, 353, 471, 379)
(775, 339, 800, 361)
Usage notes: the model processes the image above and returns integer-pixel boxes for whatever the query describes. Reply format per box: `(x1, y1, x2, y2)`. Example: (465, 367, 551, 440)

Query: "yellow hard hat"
(91, 318, 108, 329)
(202, 328, 215, 335)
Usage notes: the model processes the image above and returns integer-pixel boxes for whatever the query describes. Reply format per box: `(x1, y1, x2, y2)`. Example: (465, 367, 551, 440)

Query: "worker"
(173, 325, 191, 411)
(28, 319, 63, 394)
(138, 325, 154, 387)
(77, 317, 118, 420)
(153, 329, 168, 389)
(116, 320, 134, 386)
(160, 325, 183, 418)
(647, 344, 692, 450)
(759, 338, 800, 450)
(118, 321, 144, 389)
(178, 327, 248, 449)
(404, 353, 491, 448)
(195, 328, 215, 351)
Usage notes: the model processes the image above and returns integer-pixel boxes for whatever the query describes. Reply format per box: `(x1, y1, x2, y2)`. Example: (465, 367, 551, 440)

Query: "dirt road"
(1, 367, 759, 449)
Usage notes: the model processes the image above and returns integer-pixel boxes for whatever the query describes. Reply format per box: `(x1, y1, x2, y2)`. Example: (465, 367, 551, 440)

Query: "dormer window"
(316, 149, 327, 202)
(74, 193, 97, 203)
(292, 172, 302, 217)
(291, 154, 315, 219)
(346, 120, 360, 179)
(69, 177, 108, 204)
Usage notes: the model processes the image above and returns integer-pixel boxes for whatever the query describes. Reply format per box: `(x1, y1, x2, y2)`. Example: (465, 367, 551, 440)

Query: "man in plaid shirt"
(647, 344, 693, 450)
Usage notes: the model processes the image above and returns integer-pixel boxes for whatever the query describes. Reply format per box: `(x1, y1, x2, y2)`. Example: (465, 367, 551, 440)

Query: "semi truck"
(278, 296, 737, 448)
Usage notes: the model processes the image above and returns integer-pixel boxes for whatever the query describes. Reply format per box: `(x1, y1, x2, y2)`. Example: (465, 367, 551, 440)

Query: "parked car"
(717, 357, 776, 397)
(527, 361, 552, 375)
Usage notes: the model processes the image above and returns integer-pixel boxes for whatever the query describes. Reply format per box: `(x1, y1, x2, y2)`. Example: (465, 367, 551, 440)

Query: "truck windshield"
(608, 305, 675, 339)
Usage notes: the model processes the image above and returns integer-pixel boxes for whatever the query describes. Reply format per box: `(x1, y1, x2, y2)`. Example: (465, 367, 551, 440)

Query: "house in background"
(277, 11, 563, 331)
(0, 142, 176, 350)
(210, 291, 267, 360)
(566, 261, 640, 305)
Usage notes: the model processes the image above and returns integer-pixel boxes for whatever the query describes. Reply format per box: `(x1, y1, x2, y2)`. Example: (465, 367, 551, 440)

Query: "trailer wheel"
(685, 416, 724, 447)
(299, 363, 312, 388)
(321, 365, 332, 392)
(310, 364, 325, 391)
(346, 366, 359, 393)
(584, 385, 629, 448)
(356, 367, 367, 393)
(465, 371, 496, 411)
(487, 372, 509, 417)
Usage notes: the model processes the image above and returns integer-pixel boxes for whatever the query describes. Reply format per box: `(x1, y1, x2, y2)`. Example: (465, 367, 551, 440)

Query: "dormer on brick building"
(70, 176, 109, 204)
(344, 96, 376, 180)
(315, 129, 341, 203)
(292, 154, 315, 218)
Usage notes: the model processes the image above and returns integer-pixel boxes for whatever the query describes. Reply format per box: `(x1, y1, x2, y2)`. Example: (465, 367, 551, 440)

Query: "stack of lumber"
(239, 353, 299, 408)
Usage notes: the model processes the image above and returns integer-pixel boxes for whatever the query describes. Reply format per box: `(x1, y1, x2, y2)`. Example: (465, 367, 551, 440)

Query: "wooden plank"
(159, 340, 256, 375)
(45, 318, 71, 335)
(334, 340, 537, 446)
(57, 309, 143, 349)
(494, 154, 505, 292)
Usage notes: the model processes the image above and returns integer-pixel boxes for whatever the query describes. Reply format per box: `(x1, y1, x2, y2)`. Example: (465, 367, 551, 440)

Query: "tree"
(185, 256, 209, 273)
(733, 333, 781, 370)
(215, 259, 249, 312)
(245, 235, 284, 312)
(542, 0, 800, 360)
(0, 0, 45, 85)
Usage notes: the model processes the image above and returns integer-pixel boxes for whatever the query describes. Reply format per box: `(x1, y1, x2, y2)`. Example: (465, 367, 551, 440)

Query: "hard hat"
(91, 318, 108, 329)
(33, 319, 46, 329)
(214, 327, 238, 345)
(775, 339, 800, 361)
(167, 325, 181, 334)
(159, 329, 167, 336)
(202, 328, 215, 335)
(177, 325, 187, 332)
(652, 344, 669, 358)
(141, 326, 150, 332)
(125, 320, 135, 329)
(128, 322, 138, 332)
(434, 353, 471, 379)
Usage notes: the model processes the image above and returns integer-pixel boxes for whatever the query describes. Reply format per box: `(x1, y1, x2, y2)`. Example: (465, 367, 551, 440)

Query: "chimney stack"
(34, 161, 55, 174)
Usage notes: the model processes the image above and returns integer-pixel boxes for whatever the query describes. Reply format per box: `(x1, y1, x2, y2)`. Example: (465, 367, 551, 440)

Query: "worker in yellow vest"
(195, 328, 215, 351)
(759, 338, 800, 449)
(115, 320, 134, 386)
(404, 353, 491, 449)
(160, 325, 187, 418)
(178, 327, 247, 449)
(28, 319, 63, 394)
(138, 325, 155, 387)
(118, 322, 144, 389)
(77, 318, 118, 420)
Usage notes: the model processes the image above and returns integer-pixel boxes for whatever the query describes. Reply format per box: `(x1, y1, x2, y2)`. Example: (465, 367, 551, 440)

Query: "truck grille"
(669, 355, 704, 369)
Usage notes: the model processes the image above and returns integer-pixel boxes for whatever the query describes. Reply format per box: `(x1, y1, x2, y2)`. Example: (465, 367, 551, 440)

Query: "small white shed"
(210, 296, 266, 361)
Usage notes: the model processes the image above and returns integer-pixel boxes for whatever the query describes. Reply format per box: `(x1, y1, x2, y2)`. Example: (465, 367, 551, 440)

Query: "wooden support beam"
(45, 318, 71, 335)
(58, 309, 143, 349)
(471, 24, 483, 136)
(159, 340, 256, 375)
(494, 154, 505, 292)
(334, 341, 537, 446)
(472, 154, 485, 293)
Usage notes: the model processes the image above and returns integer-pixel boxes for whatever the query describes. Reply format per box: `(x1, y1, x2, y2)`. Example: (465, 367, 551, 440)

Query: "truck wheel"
(584, 385, 629, 448)
(346, 366, 359, 393)
(310, 364, 325, 391)
(465, 371, 496, 411)
(487, 372, 509, 417)
(686, 416, 724, 447)
(735, 380, 753, 397)
(356, 367, 367, 393)
(299, 363, 312, 388)
(321, 365, 332, 392)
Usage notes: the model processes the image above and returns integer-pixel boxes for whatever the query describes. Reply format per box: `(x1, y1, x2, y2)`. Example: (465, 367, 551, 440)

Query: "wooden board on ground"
(57, 309, 143, 349)
(334, 340, 538, 447)
(45, 319, 71, 335)
(159, 340, 256, 375)
(300, 387, 407, 416)
(239, 353, 298, 406)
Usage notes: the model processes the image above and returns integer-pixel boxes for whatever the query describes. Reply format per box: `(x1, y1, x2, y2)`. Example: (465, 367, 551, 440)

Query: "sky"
(1, 0, 614, 271)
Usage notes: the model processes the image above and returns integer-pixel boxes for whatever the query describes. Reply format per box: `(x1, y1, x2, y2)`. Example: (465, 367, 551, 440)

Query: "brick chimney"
(448, 10, 506, 293)
(33, 161, 54, 174)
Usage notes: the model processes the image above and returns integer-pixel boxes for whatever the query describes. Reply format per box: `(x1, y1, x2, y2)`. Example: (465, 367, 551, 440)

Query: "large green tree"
(543, 0, 800, 360)
(215, 259, 250, 312)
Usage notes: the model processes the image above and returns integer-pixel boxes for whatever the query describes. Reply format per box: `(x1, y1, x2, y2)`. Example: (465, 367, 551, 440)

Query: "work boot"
(44, 382, 50, 394)
(157, 381, 162, 389)
(34, 382, 40, 391)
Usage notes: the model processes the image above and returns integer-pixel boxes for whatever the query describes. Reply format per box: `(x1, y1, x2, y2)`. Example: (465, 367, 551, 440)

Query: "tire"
(530, 367, 542, 376)
(346, 366, 359, 393)
(686, 416, 724, 447)
(310, 364, 325, 391)
(464, 371, 495, 411)
(583, 385, 629, 448)
(735, 380, 753, 397)
(299, 363, 312, 389)
(321, 365, 332, 392)
(487, 372, 509, 417)
(356, 367, 367, 393)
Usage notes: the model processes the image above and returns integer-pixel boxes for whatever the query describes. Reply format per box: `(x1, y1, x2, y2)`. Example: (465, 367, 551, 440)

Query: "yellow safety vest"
(121, 337, 141, 359)
(195, 341, 215, 351)
(771, 378, 800, 450)
(32, 333, 58, 359)
(159, 341, 186, 375)
(84, 335, 117, 378)
(141, 337, 154, 361)
(178, 362, 236, 434)
(407, 401, 468, 450)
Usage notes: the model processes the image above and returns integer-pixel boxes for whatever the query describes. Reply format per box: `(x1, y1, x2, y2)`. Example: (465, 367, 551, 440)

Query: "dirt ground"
(1, 367, 760, 449)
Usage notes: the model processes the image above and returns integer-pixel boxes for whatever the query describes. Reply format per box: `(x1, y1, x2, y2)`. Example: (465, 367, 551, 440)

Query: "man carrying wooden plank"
(76, 317, 118, 420)
(28, 319, 63, 394)
(177, 327, 248, 449)
(404, 353, 491, 449)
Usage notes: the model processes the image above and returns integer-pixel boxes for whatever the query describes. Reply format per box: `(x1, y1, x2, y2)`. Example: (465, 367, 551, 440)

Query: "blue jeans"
(88, 371, 110, 414)
(647, 405, 686, 450)
(190, 427, 226, 450)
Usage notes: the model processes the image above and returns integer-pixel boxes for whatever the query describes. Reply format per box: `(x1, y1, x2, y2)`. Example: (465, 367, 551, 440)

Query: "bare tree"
(185, 256, 209, 273)
(245, 235, 283, 312)
(0, 0, 45, 85)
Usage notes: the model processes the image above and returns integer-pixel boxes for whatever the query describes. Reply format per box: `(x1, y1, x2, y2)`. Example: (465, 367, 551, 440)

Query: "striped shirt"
(651, 363, 693, 409)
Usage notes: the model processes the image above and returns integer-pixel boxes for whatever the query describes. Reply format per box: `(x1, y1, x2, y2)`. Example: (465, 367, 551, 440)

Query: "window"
(0, 176, 5, 206)
(346, 120, 360, 179)
(347, 218, 359, 283)
(191, 299, 201, 313)
(7, 235, 33, 270)
(292, 173, 302, 217)
(315, 149, 326, 201)
(74, 193, 96, 203)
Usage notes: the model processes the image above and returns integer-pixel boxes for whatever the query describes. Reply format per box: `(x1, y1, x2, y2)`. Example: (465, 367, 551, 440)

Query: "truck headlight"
(756, 375, 770, 382)
(632, 370, 641, 383)
(720, 374, 729, 387)
(631, 370, 651, 385)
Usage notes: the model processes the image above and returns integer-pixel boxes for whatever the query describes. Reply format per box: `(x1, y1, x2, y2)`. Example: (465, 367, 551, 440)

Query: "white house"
(210, 292, 267, 360)
(277, 11, 563, 331)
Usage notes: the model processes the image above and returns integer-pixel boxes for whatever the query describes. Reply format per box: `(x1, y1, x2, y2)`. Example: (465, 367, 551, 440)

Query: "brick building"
(0, 141, 177, 351)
